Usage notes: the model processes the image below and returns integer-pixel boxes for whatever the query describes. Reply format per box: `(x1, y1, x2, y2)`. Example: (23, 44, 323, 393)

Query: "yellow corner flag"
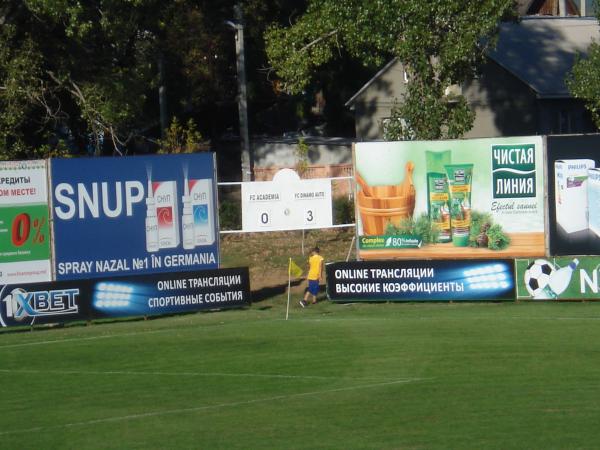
(289, 258, 304, 278)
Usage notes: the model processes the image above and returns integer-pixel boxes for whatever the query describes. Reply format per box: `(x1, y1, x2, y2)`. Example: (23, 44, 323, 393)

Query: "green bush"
(219, 199, 241, 231)
(333, 196, 355, 225)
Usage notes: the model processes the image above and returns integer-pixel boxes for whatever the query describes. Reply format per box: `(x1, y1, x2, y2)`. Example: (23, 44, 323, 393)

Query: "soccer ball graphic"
(524, 259, 555, 299)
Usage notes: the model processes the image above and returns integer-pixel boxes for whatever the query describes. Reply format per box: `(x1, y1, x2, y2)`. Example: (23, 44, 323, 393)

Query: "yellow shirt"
(307, 254, 324, 280)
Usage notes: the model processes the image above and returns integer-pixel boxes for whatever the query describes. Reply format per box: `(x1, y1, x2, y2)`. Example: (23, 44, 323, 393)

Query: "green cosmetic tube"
(444, 164, 473, 247)
(425, 150, 451, 243)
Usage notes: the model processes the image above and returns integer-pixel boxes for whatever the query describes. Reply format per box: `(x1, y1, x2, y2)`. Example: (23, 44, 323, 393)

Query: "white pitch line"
(0, 368, 400, 383)
(290, 315, 600, 323)
(0, 377, 430, 436)
(0, 328, 173, 349)
(3, 314, 600, 350)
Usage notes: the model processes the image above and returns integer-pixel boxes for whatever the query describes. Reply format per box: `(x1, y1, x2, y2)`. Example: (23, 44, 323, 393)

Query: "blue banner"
(326, 260, 515, 301)
(50, 154, 219, 280)
(0, 268, 250, 327)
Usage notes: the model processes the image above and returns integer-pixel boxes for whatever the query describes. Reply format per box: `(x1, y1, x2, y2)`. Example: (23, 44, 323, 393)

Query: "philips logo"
(568, 164, 589, 170)
(0, 287, 79, 326)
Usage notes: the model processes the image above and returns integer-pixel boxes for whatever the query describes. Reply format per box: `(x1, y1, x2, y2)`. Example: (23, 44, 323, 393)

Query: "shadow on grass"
(0, 307, 254, 335)
(252, 279, 303, 303)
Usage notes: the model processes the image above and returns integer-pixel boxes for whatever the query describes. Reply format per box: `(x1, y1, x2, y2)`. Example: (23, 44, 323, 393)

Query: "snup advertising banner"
(354, 137, 545, 259)
(50, 153, 219, 280)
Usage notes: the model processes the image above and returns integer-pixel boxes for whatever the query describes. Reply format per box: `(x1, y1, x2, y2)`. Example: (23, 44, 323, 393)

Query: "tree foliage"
(157, 118, 204, 154)
(0, 1, 305, 160)
(1, 1, 156, 159)
(265, 0, 517, 140)
(567, 40, 600, 128)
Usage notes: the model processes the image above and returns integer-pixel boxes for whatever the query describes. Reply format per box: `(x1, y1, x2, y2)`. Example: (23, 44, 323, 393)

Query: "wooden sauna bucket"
(356, 162, 416, 235)
(357, 192, 415, 235)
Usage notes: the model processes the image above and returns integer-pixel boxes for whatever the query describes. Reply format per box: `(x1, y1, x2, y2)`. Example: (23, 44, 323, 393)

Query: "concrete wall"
(252, 137, 353, 167)
(215, 136, 353, 182)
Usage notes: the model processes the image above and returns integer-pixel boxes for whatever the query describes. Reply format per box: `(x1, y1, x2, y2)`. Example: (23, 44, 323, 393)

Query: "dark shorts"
(308, 279, 320, 296)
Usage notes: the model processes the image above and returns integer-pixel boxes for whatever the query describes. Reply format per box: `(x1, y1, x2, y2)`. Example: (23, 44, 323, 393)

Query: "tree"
(0, 1, 156, 159)
(567, 39, 600, 128)
(265, 0, 517, 140)
(158, 118, 205, 154)
(0, 1, 313, 160)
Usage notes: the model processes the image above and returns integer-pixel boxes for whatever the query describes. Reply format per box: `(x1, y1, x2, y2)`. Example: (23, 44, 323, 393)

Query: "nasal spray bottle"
(181, 175, 195, 250)
(546, 258, 579, 298)
(154, 180, 180, 248)
(145, 177, 159, 252)
(189, 178, 215, 246)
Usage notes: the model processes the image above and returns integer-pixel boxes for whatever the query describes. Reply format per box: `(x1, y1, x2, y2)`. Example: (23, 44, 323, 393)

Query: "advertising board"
(354, 136, 545, 259)
(516, 256, 600, 300)
(0, 267, 250, 327)
(326, 260, 515, 302)
(50, 154, 219, 280)
(546, 134, 600, 256)
(0, 160, 52, 283)
(354, 137, 545, 259)
(241, 169, 332, 232)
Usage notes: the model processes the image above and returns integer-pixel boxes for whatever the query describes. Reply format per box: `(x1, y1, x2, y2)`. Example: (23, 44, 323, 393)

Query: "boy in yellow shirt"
(300, 247, 324, 307)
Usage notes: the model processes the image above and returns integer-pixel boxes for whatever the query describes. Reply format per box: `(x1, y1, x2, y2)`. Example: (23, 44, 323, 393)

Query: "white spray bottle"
(546, 258, 579, 298)
(181, 177, 195, 250)
(145, 178, 159, 252)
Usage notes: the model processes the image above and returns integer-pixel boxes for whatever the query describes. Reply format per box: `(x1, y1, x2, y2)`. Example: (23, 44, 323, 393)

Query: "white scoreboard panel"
(241, 169, 333, 232)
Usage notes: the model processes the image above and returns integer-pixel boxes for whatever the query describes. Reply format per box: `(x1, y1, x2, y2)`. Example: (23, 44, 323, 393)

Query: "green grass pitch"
(2, 300, 600, 449)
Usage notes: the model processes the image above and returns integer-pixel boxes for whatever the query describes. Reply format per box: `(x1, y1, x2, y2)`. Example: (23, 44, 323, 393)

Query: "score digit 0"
(259, 210, 271, 227)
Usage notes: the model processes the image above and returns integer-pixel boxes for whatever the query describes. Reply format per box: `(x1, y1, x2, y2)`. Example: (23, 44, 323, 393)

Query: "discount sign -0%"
(12, 213, 46, 246)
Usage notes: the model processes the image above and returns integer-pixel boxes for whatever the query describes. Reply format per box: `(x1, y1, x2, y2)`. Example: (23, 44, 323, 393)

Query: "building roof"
(344, 58, 398, 107)
(488, 16, 600, 98)
(346, 16, 600, 106)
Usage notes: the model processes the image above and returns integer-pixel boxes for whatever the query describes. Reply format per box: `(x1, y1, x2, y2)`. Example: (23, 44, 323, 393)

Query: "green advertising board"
(0, 160, 52, 283)
(354, 137, 546, 260)
(516, 256, 600, 300)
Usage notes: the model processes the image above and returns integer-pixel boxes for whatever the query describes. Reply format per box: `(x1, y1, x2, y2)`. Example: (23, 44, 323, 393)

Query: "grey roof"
(488, 17, 600, 98)
(346, 16, 600, 105)
(344, 58, 398, 107)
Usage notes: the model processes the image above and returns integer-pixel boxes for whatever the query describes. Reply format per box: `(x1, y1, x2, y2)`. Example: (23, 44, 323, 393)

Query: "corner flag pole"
(286, 258, 292, 320)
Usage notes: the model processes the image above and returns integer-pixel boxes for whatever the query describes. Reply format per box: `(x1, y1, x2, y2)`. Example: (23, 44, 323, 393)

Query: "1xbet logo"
(0, 287, 79, 326)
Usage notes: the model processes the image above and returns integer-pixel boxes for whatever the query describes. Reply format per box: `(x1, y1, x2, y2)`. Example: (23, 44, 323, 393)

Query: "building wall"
(352, 58, 542, 140)
(353, 61, 409, 140)
(537, 98, 596, 134)
(462, 59, 539, 138)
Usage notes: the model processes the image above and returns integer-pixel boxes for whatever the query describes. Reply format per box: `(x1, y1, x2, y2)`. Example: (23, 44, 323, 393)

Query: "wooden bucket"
(356, 162, 416, 235)
(358, 201, 415, 235)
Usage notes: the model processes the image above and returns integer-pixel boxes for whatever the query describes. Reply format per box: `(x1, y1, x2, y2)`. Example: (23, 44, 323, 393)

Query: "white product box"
(555, 159, 595, 234)
(588, 168, 600, 237)
(189, 179, 215, 246)
(153, 180, 180, 248)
